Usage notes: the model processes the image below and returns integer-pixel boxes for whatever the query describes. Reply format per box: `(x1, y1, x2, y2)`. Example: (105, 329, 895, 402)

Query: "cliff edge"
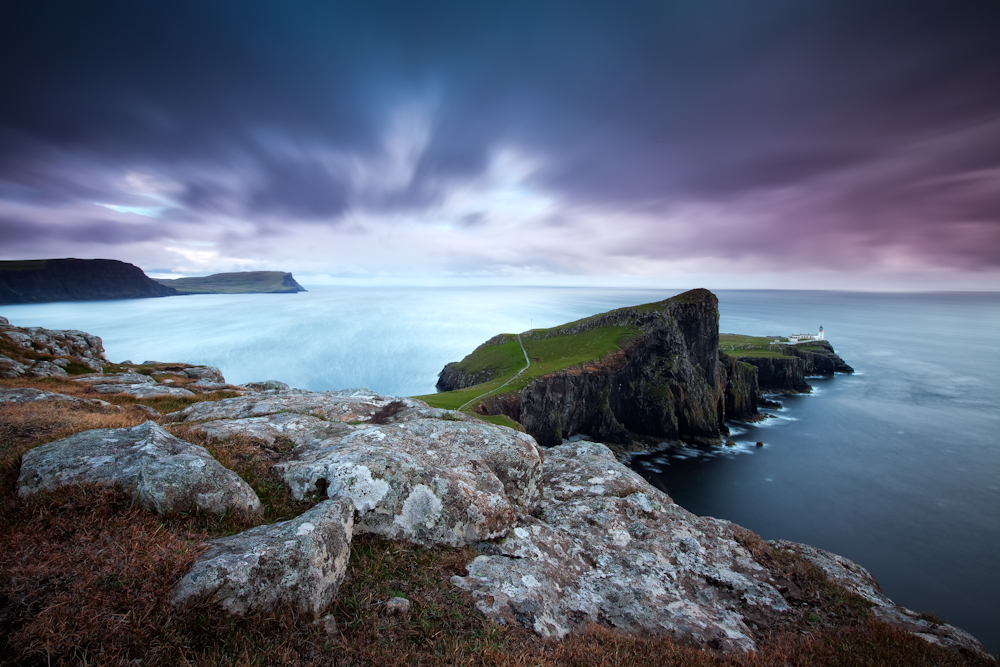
(0, 259, 179, 305)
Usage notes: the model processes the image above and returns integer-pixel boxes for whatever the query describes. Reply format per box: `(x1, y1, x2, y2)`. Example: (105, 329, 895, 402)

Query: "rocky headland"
(431, 289, 854, 451)
(0, 315, 992, 665)
(154, 270, 306, 294)
(0, 258, 179, 305)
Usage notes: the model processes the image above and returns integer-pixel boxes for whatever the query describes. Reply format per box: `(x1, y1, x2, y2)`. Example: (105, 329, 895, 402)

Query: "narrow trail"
(458, 334, 530, 412)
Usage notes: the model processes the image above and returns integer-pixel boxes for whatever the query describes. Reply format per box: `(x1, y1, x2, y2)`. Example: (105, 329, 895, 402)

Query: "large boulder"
(16, 421, 261, 515)
(0, 321, 105, 372)
(92, 383, 197, 399)
(73, 372, 156, 385)
(275, 418, 544, 547)
(185, 412, 352, 449)
(173, 499, 353, 617)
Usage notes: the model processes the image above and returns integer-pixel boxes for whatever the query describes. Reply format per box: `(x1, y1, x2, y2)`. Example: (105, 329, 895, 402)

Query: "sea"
(2, 286, 998, 652)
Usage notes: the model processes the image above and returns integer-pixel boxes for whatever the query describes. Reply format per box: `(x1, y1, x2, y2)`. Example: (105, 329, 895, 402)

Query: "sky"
(1, 0, 998, 290)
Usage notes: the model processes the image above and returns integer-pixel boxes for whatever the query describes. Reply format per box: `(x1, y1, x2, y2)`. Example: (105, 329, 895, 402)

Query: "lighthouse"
(818, 325, 825, 340)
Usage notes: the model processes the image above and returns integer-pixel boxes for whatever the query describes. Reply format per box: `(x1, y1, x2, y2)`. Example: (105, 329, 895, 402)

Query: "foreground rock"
(453, 442, 990, 657)
(166, 388, 544, 547)
(276, 418, 544, 546)
(17, 421, 261, 515)
(173, 499, 353, 617)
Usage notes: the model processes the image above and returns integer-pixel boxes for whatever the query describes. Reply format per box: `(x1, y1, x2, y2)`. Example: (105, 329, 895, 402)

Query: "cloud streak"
(1, 0, 998, 288)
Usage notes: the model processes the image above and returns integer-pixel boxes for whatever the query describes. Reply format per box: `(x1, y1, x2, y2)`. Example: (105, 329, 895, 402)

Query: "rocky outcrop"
(165, 388, 545, 547)
(274, 418, 544, 547)
(453, 441, 992, 658)
(173, 499, 353, 617)
(0, 258, 178, 305)
(244, 380, 291, 391)
(463, 290, 731, 447)
(16, 421, 261, 515)
(0, 386, 122, 411)
(0, 317, 106, 376)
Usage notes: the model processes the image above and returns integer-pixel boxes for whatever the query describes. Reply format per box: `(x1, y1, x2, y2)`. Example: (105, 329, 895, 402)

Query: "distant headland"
(0, 259, 304, 305)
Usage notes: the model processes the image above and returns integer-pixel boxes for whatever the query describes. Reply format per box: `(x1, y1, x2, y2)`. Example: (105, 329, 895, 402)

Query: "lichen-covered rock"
(92, 383, 197, 399)
(275, 418, 544, 547)
(173, 499, 353, 617)
(454, 441, 791, 652)
(16, 421, 261, 515)
(187, 412, 352, 449)
(773, 541, 991, 659)
(163, 388, 426, 425)
(0, 353, 27, 378)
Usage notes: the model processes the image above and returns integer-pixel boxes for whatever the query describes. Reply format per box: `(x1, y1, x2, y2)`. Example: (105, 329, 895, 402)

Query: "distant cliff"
(0, 259, 178, 305)
(154, 271, 306, 294)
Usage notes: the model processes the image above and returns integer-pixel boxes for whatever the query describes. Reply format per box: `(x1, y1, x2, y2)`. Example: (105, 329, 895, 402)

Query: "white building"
(788, 326, 825, 343)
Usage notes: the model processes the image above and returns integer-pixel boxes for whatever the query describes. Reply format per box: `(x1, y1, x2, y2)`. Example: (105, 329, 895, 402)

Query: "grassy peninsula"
(155, 271, 305, 294)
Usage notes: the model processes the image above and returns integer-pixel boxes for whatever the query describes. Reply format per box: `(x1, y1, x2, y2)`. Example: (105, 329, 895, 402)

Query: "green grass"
(475, 414, 525, 431)
(719, 334, 787, 358)
(416, 325, 642, 413)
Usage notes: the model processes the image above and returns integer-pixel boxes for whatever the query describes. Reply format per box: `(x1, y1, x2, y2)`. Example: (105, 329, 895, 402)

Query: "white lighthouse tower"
(818, 325, 825, 340)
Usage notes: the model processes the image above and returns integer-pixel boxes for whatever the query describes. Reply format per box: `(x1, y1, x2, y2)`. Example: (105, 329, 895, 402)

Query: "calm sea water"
(3, 287, 998, 651)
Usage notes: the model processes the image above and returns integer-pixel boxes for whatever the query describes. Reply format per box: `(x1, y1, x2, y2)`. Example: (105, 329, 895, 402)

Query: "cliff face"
(734, 340, 854, 393)
(472, 289, 739, 447)
(0, 259, 178, 305)
(720, 353, 759, 421)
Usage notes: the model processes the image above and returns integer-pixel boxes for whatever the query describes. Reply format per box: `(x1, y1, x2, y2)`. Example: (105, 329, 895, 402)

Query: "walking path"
(458, 334, 531, 412)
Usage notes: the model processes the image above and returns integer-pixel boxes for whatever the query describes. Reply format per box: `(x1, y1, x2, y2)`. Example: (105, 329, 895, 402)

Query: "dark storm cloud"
(0, 0, 998, 276)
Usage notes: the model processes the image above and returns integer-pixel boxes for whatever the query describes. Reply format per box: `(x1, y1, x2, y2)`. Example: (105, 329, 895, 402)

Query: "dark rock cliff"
(0, 259, 178, 305)
(463, 289, 746, 447)
(720, 354, 759, 421)
(734, 340, 854, 393)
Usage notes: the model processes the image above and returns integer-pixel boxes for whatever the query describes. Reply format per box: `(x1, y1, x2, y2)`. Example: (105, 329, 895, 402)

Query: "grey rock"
(92, 383, 197, 399)
(163, 388, 426, 425)
(0, 387, 121, 410)
(244, 380, 291, 391)
(52, 357, 70, 368)
(173, 499, 353, 617)
(182, 365, 225, 383)
(73, 372, 157, 385)
(453, 442, 789, 652)
(26, 360, 69, 377)
(0, 354, 27, 378)
(313, 614, 339, 637)
(186, 412, 351, 449)
(17, 421, 261, 516)
(386, 597, 411, 615)
(0, 316, 8, 325)
(187, 379, 231, 391)
(0, 323, 105, 372)
(772, 541, 992, 659)
(275, 417, 544, 547)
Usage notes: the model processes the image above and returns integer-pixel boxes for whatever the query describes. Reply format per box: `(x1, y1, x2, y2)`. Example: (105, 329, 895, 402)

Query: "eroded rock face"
(173, 499, 353, 617)
(186, 412, 352, 449)
(453, 441, 786, 652)
(16, 421, 261, 515)
(275, 419, 544, 547)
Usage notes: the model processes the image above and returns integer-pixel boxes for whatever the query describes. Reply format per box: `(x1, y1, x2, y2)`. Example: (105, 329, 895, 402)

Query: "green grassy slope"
(718, 334, 788, 358)
(155, 271, 305, 294)
(415, 324, 643, 411)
